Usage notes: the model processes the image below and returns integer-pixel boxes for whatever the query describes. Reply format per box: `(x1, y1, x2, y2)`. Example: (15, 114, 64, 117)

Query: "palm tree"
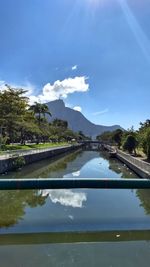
(52, 119, 68, 129)
(29, 103, 51, 144)
(41, 104, 52, 119)
(29, 102, 51, 126)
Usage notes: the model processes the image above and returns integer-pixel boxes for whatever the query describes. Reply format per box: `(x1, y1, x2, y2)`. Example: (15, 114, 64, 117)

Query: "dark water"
(0, 150, 150, 266)
(0, 150, 139, 178)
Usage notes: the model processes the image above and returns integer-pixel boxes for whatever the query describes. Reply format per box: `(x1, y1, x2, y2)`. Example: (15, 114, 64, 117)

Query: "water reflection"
(101, 151, 138, 178)
(0, 150, 138, 179)
(0, 150, 82, 179)
(0, 190, 48, 228)
(40, 189, 87, 208)
(137, 189, 150, 215)
(0, 150, 148, 231)
(72, 171, 81, 177)
(1, 187, 150, 231)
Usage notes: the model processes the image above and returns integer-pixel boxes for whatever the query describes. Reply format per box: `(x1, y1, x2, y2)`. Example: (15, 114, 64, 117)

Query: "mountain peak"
(47, 99, 65, 109)
(46, 100, 122, 137)
(49, 99, 65, 105)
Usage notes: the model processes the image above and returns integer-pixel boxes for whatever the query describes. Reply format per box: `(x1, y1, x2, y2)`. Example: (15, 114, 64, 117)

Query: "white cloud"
(40, 189, 87, 208)
(69, 215, 74, 220)
(92, 108, 109, 116)
(0, 81, 5, 91)
(28, 76, 89, 104)
(72, 65, 78, 70)
(0, 80, 5, 86)
(0, 80, 35, 96)
(73, 106, 82, 112)
(0, 76, 89, 105)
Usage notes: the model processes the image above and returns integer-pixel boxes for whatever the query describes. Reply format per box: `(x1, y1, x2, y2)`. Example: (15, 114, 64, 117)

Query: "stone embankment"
(104, 145, 150, 178)
(0, 144, 83, 174)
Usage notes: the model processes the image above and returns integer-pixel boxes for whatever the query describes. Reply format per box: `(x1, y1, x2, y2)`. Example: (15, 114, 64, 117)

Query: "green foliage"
(96, 119, 150, 160)
(52, 119, 68, 129)
(12, 156, 26, 169)
(0, 190, 47, 227)
(0, 85, 82, 145)
(139, 128, 150, 160)
(77, 131, 90, 141)
(112, 129, 123, 148)
(0, 85, 29, 143)
(0, 135, 8, 149)
(122, 134, 138, 154)
(2, 85, 149, 160)
(139, 120, 150, 131)
(97, 131, 114, 143)
(29, 102, 51, 126)
(137, 119, 150, 160)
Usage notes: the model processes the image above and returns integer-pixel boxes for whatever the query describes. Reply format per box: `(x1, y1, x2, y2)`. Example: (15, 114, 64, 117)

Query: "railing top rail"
(0, 178, 150, 190)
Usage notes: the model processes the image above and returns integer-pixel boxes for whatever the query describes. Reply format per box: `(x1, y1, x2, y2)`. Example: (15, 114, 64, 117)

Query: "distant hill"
(46, 99, 122, 138)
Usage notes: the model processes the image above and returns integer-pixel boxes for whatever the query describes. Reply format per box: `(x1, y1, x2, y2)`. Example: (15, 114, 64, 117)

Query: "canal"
(0, 150, 150, 266)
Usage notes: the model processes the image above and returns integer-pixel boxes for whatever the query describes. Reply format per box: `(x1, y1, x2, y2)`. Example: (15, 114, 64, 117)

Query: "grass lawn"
(1, 142, 69, 152)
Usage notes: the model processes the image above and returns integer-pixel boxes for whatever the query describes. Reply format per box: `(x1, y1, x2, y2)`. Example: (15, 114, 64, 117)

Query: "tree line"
(0, 85, 88, 147)
(97, 121, 150, 161)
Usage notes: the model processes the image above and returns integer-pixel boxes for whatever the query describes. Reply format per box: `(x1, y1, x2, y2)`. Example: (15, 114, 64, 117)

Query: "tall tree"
(122, 134, 138, 155)
(139, 120, 150, 131)
(112, 129, 123, 148)
(52, 119, 68, 129)
(29, 102, 51, 126)
(138, 119, 150, 160)
(96, 131, 113, 144)
(0, 85, 29, 143)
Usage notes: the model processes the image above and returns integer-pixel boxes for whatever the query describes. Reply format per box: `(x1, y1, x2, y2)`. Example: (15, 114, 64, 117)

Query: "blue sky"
(0, 0, 150, 129)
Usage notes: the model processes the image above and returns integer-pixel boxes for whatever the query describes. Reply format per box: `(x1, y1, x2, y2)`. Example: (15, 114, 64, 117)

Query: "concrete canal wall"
(0, 144, 83, 174)
(116, 150, 150, 178)
(104, 145, 150, 178)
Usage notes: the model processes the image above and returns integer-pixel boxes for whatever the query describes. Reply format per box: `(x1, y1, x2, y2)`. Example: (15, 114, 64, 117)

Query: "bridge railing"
(0, 178, 150, 190)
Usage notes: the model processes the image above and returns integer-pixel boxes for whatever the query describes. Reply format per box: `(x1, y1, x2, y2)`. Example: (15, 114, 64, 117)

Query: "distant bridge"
(78, 140, 103, 144)
(78, 140, 112, 151)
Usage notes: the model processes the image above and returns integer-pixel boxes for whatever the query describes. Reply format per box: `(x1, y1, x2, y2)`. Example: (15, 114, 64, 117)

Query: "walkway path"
(0, 144, 72, 160)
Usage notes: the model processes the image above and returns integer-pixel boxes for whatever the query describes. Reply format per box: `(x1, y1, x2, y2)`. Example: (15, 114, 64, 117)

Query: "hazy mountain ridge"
(46, 100, 122, 138)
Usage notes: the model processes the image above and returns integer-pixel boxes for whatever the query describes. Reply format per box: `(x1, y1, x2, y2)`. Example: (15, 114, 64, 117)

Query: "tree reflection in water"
(100, 151, 138, 178)
(0, 150, 140, 228)
(0, 190, 48, 227)
(1, 150, 81, 179)
(137, 190, 150, 215)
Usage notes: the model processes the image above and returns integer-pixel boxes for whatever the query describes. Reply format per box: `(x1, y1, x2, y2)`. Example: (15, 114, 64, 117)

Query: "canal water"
(0, 150, 150, 266)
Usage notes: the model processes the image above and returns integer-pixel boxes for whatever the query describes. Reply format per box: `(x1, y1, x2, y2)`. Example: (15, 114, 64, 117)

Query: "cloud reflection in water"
(72, 171, 81, 177)
(40, 189, 87, 208)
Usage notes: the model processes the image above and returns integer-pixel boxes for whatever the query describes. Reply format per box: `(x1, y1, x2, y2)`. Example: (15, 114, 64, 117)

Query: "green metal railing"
(0, 178, 150, 190)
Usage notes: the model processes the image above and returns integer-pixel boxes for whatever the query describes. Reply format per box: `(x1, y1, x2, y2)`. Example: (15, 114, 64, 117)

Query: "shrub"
(12, 156, 25, 170)
(122, 134, 138, 154)
(141, 128, 150, 160)
(0, 136, 8, 150)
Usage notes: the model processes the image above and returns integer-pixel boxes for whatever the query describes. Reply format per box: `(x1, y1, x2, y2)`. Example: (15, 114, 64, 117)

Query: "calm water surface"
(0, 150, 150, 266)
